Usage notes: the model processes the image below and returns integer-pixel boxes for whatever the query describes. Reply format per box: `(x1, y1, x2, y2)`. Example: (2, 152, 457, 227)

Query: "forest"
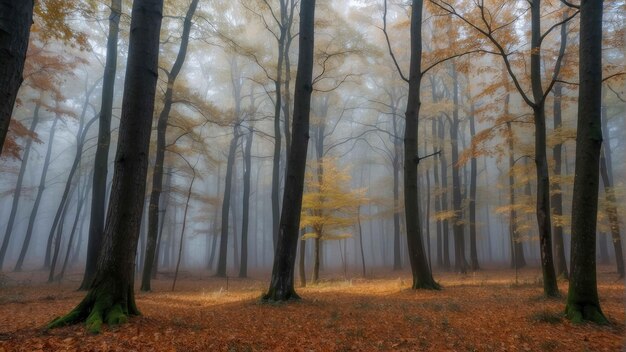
(0, 0, 624, 350)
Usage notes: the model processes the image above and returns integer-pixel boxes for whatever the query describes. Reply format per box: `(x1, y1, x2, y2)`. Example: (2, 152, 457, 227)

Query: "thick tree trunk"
(0, 104, 40, 270)
(47, 0, 164, 332)
(263, 0, 315, 301)
(0, 0, 34, 155)
(566, 0, 607, 323)
(81, 0, 121, 290)
(141, 0, 198, 291)
(14, 114, 60, 272)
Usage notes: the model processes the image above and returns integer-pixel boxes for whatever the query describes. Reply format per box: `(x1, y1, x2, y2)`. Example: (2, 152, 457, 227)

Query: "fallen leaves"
(0, 266, 623, 351)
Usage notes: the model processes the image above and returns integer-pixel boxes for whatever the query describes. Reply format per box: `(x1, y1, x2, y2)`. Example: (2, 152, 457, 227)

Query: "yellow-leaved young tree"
(300, 158, 366, 283)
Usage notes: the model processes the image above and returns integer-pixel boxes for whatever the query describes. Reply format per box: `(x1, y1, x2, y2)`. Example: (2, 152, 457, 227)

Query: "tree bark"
(263, 0, 316, 301)
(402, 0, 438, 289)
(215, 128, 239, 277)
(468, 107, 479, 270)
(239, 127, 253, 278)
(81, 0, 122, 290)
(141, 0, 198, 292)
(438, 118, 450, 270)
(0, 104, 40, 270)
(566, 0, 607, 324)
(0, 0, 34, 155)
(450, 62, 466, 274)
(47, 0, 164, 332)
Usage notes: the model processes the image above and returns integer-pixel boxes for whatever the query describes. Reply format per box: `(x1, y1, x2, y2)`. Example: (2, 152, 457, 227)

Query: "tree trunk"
(566, 0, 607, 323)
(45, 78, 101, 268)
(48, 181, 78, 282)
(14, 114, 60, 271)
(298, 229, 306, 286)
(468, 108, 479, 270)
(239, 128, 253, 278)
(216, 128, 239, 277)
(152, 168, 171, 279)
(438, 118, 450, 270)
(263, 0, 316, 301)
(599, 107, 624, 277)
(450, 63, 466, 274)
(401, 0, 438, 289)
(506, 122, 526, 269)
(599, 149, 624, 277)
(530, 0, 558, 297)
(141, 0, 198, 291)
(81, 0, 121, 290)
(0, 104, 40, 270)
(47, 0, 164, 332)
(172, 170, 195, 291)
(0, 0, 34, 155)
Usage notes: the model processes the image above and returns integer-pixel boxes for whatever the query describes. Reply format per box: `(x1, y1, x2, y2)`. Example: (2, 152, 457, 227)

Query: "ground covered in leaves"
(0, 266, 623, 351)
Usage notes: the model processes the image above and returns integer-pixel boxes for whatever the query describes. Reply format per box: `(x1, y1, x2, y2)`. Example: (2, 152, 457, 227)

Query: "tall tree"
(47, 0, 164, 332)
(566, 0, 607, 324)
(141, 0, 199, 292)
(0, 104, 40, 270)
(263, 0, 316, 301)
(0, 0, 34, 155)
(384, 0, 438, 288)
(81, 0, 122, 290)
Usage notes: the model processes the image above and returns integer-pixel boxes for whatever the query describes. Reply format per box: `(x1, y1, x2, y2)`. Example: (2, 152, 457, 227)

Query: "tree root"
(46, 290, 139, 334)
(565, 303, 608, 325)
(262, 286, 301, 302)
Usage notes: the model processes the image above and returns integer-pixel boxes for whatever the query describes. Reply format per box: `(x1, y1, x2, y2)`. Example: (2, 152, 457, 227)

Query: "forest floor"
(0, 265, 623, 351)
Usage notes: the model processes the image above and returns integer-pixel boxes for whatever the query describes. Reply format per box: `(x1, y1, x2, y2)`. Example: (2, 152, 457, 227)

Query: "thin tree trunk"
(450, 63, 466, 274)
(14, 114, 60, 271)
(0, 104, 40, 270)
(81, 0, 121, 290)
(141, 0, 198, 291)
(239, 128, 253, 278)
(216, 129, 239, 277)
(438, 118, 450, 270)
(172, 169, 196, 291)
(468, 107, 479, 270)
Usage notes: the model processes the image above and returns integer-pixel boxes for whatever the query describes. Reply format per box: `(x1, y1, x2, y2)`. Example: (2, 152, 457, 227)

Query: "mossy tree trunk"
(565, 0, 608, 324)
(47, 0, 164, 332)
(263, 0, 316, 301)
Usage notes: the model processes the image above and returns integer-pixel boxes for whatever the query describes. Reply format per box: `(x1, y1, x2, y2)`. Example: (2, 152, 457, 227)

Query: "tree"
(0, 0, 34, 156)
(81, 0, 122, 290)
(47, 0, 164, 333)
(432, 0, 576, 297)
(300, 158, 366, 283)
(383, 0, 438, 289)
(141, 0, 199, 292)
(263, 0, 316, 301)
(565, 0, 608, 324)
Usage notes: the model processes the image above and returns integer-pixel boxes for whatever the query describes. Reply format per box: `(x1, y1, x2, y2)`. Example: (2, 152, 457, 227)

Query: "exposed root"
(46, 290, 139, 334)
(565, 303, 609, 325)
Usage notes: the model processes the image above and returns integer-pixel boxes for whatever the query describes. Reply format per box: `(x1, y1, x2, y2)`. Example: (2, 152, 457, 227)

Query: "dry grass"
(0, 266, 623, 351)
